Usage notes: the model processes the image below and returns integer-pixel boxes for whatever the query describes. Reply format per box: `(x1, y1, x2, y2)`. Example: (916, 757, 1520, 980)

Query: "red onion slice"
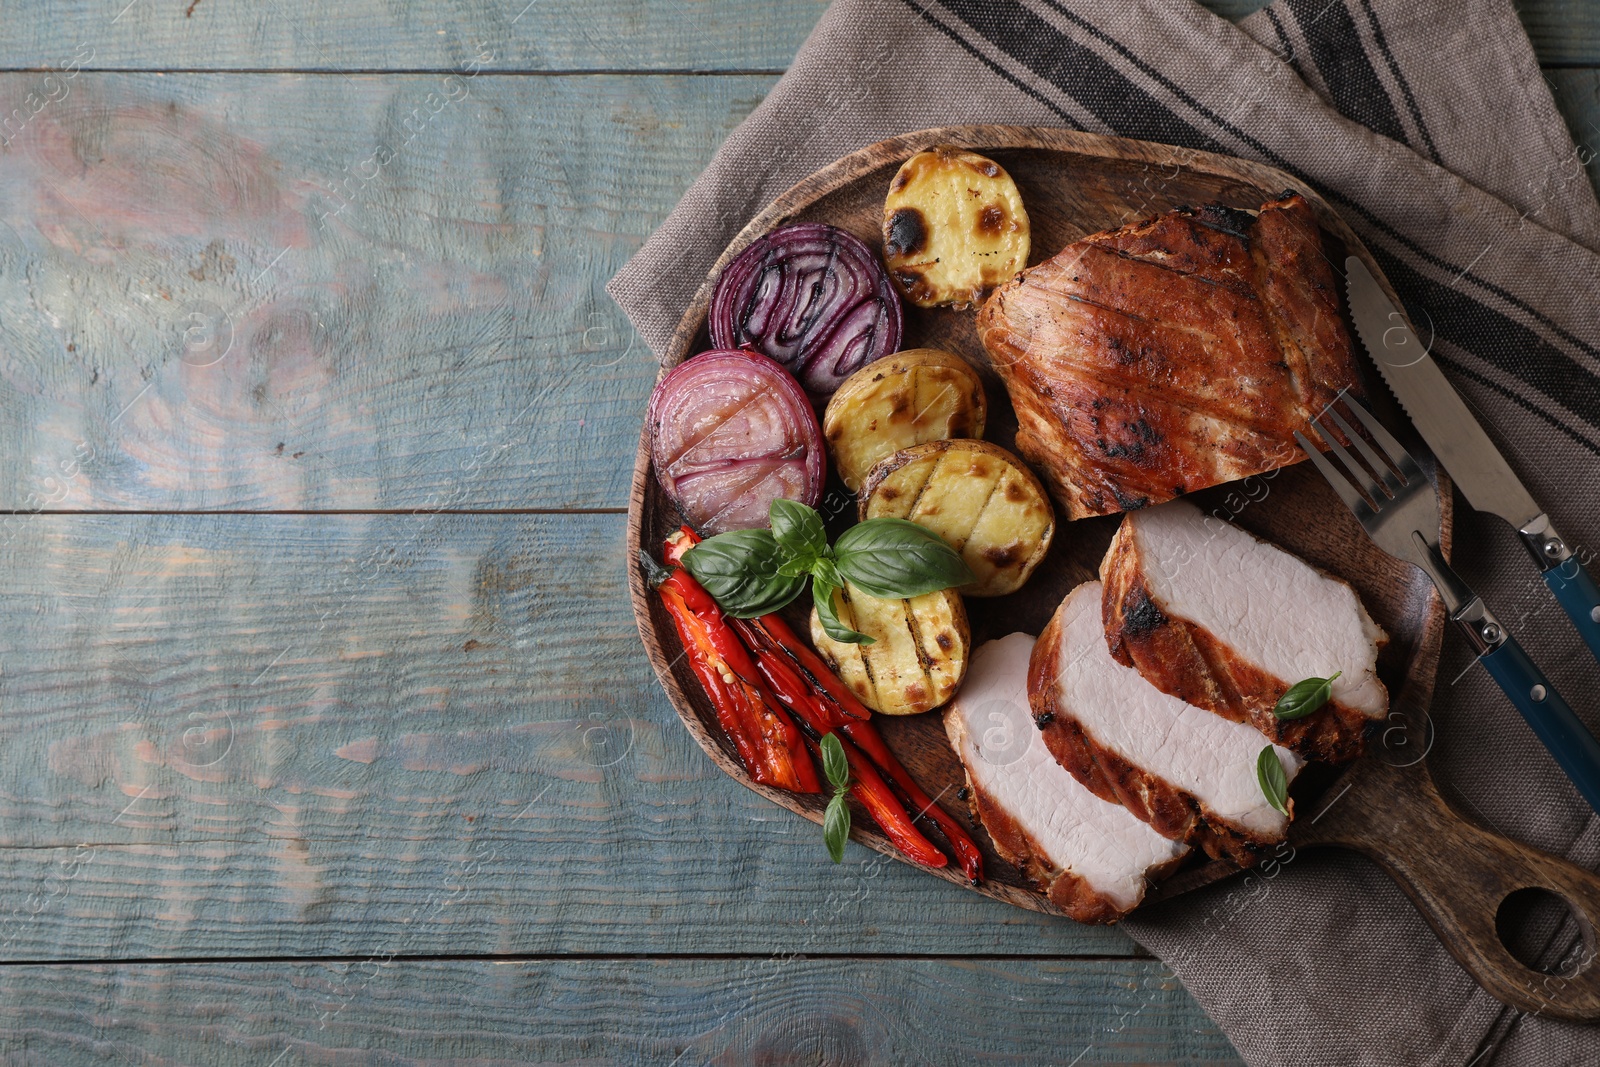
(709, 223, 902, 397)
(648, 349, 825, 535)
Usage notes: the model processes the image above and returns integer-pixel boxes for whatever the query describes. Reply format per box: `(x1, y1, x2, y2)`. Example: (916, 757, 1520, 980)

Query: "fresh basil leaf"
(813, 578, 874, 645)
(833, 517, 974, 599)
(1256, 746, 1289, 816)
(776, 553, 817, 579)
(810, 556, 843, 590)
(1272, 671, 1342, 721)
(820, 732, 849, 793)
(682, 529, 806, 617)
(770, 498, 827, 560)
(823, 792, 850, 864)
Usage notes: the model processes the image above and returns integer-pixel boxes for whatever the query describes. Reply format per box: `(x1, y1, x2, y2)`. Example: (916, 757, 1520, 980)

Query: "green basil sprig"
(1272, 671, 1342, 721)
(821, 732, 851, 863)
(681, 499, 974, 645)
(1256, 745, 1289, 816)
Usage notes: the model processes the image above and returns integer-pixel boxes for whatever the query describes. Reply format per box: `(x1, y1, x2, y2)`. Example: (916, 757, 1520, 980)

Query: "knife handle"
(1545, 559, 1600, 663)
(1479, 634, 1600, 815)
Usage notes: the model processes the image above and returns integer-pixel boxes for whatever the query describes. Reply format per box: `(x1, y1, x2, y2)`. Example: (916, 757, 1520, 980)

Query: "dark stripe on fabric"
(894, 0, 1086, 130)
(1283, 0, 1409, 146)
(938, 0, 1230, 153)
(1373, 248, 1600, 446)
(1355, 0, 1441, 162)
(910, 0, 1600, 436)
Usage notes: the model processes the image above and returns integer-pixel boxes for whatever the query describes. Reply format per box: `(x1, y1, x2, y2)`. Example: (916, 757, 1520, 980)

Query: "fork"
(1296, 391, 1600, 815)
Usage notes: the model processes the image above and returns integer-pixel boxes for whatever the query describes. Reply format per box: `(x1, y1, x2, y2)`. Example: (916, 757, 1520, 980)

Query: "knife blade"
(1343, 255, 1600, 662)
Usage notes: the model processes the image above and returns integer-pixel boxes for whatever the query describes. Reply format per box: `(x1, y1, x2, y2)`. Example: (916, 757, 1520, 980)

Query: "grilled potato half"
(882, 146, 1030, 309)
(822, 348, 988, 491)
(810, 582, 969, 716)
(860, 440, 1055, 597)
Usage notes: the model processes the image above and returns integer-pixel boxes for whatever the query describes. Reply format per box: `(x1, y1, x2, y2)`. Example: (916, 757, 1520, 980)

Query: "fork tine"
(1294, 430, 1375, 520)
(1321, 405, 1405, 497)
(1306, 416, 1389, 505)
(1335, 391, 1427, 484)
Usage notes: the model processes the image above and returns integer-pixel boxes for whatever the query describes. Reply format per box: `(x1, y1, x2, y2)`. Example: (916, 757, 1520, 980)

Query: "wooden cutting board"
(626, 126, 1600, 1020)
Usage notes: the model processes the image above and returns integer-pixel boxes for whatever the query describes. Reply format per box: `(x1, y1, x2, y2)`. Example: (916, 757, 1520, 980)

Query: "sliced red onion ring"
(709, 222, 902, 397)
(648, 349, 825, 535)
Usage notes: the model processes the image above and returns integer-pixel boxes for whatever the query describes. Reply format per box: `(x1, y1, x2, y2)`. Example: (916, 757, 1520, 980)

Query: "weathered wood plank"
(0, 957, 1242, 1064)
(0, 0, 1592, 72)
(0, 511, 1137, 959)
(0, 72, 774, 512)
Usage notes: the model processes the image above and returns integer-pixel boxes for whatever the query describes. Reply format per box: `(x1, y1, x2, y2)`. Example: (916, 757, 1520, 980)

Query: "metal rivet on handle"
(1530, 685, 1548, 703)
(1545, 539, 1565, 559)
(1592, 606, 1600, 623)
(1481, 623, 1502, 644)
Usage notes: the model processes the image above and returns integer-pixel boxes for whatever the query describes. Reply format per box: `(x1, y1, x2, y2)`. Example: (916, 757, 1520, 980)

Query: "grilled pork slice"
(976, 194, 1361, 519)
(946, 633, 1189, 922)
(1102, 500, 1388, 763)
(1030, 583, 1303, 866)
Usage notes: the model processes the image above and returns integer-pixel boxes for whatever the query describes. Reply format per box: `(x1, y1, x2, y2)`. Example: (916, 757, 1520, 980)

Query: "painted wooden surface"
(0, 958, 1241, 1065)
(0, 0, 1596, 1063)
(1, 1, 1599, 71)
(0, 512, 1145, 960)
(0, 73, 775, 512)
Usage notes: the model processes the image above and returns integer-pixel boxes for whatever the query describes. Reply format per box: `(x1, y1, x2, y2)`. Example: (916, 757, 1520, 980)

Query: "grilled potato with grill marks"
(810, 582, 969, 716)
(860, 439, 1055, 597)
(882, 146, 1030, 309)
(822, 348, 987, 491)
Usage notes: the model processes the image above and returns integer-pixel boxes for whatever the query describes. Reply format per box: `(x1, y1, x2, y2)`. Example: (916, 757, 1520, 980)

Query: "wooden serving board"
(627, 127, 1600, 1019)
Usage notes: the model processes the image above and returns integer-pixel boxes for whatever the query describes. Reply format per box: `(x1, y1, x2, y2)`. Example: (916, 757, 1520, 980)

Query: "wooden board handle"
(1298, 757, 1600, 1020)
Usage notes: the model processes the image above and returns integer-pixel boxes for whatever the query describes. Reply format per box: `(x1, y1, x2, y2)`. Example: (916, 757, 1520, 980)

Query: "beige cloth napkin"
(608, 2, 1600, 1063)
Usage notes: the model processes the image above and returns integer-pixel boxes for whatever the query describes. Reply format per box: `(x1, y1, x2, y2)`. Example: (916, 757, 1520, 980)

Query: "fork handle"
(1544, 561, 1600, 664)
(1477, 632, 1600, 815)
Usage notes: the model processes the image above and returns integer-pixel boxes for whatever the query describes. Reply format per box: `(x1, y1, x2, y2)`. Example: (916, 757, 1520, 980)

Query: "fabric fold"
(609, 2, 1600, 1063)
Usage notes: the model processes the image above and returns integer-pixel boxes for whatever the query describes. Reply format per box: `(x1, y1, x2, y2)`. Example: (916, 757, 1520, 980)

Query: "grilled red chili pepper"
(649, 547, 819, 795)
(666, 525, 980, 878)
(809, 731, 948, 868)
(737, 613, 984, 881)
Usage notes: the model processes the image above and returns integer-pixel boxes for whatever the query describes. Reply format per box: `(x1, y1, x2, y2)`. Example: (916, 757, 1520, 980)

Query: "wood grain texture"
(0, 72, 775, 512)
(633, 125, 1446, 920)
(0, 1, 1597, 71)
(0, 957, 1241, 1065)
(0, 511, 1136, 960)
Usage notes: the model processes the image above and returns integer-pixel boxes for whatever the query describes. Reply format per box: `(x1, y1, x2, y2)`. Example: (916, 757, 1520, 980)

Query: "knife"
(1344, 255, 1600, 664)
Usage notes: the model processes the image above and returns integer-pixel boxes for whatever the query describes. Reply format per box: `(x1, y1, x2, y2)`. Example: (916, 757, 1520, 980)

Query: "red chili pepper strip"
(822, 732, 948, 869)
(655, 556, 820, 795)
(839, 718, 984, 883)
(731, 617, 853, 730)
(752, 613, 872, 722)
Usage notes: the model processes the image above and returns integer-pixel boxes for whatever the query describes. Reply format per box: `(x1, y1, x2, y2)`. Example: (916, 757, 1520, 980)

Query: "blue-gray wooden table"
(0, 2, 1595, 1063)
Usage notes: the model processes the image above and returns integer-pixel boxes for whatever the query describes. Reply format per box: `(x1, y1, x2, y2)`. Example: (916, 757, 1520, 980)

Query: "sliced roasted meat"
(946, 633, 1189, 922)
(1030, 582, 1303, 866)
(1102, 499, 1388, 763)
(976, 194, 1362, 519)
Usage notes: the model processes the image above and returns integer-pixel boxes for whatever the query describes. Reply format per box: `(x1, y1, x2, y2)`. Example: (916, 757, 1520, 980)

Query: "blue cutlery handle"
(1481, 635, 1600, 815)
(1545, 559, 1600, 663)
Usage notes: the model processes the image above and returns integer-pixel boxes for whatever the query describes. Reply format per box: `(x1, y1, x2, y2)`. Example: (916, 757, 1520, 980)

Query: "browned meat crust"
(976, 194, 1361, 519)
(1099, 516, 1383, 763)
(944, 711, 1185, 923)
(1027, 603, 1281, 869)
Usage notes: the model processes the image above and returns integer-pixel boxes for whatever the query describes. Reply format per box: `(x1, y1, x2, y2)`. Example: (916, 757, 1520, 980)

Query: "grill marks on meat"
(977, 194, 1361, 519)
(945, 634, 1188, 922)
(1101, 500, 1388, 763)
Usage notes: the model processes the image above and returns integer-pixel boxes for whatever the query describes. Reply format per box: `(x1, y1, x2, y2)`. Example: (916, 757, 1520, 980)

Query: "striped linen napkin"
(608, 2, 1600, 1063)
